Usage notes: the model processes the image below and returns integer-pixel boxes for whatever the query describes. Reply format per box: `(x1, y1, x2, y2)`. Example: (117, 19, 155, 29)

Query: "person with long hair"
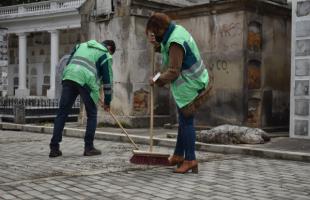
(146, 13, 212, 173)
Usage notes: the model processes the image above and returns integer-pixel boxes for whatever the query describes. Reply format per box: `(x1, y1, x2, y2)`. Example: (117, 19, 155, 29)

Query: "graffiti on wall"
(209, 59, 230, 74)
(218, 22, 242, 38)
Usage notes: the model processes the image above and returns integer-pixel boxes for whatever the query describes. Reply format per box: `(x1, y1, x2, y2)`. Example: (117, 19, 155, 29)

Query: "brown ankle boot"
(168, 155, 184, 166)
(174, 160, 198, 174)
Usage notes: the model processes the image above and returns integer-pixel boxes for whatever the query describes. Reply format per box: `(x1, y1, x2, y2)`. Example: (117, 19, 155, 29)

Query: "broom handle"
(149, 49, 155, 152)
(149, 85, 154, 152)
(109, 110, 139, 150)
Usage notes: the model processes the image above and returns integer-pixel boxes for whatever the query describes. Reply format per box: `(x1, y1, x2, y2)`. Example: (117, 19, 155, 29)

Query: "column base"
(47, 88, 55, 99)
(15, 88, 30, 98)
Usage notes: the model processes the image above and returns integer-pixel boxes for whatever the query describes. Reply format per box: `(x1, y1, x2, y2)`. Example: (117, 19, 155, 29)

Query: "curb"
(1, 122, 310, 163)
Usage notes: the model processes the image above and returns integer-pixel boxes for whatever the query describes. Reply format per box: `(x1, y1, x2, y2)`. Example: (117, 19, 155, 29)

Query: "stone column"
(15, 32, 30, 98)
(47, 30, 59, 99)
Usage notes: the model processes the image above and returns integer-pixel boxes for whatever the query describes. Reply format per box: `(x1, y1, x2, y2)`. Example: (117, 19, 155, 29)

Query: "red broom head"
(130, 154, 170, 166)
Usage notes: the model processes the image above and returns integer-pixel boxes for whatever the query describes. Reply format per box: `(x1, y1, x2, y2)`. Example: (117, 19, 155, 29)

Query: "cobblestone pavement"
(0, 130, 310, 200)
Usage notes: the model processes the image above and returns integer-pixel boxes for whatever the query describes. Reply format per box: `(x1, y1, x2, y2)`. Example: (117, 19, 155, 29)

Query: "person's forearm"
(156, 43, 183, 86)
(100, 86, 104, 97)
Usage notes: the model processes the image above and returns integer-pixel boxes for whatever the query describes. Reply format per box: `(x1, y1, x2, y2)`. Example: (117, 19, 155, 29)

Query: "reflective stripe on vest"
(70, 56, 97, 77)
(174, 60, 206, 86)
(103, 83, 112, 89)
(104, 90, 112, 95)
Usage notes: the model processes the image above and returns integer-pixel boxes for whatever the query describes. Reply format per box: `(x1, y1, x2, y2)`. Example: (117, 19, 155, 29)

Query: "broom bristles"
(130, 154, 170, 166)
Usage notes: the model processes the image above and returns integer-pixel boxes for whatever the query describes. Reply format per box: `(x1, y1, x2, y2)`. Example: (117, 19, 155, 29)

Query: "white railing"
(0, 6, 18, 15)
(0, 0, 85, 18)
(24, 1, 51, 13)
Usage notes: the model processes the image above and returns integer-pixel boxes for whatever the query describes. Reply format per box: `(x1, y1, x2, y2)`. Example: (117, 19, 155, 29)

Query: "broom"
(109, 110, 139, 150)
(130, 49, 170, 165)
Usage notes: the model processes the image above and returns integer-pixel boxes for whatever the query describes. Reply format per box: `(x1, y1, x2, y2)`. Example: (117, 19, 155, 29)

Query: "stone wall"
(167, 0, 291, 128)
(174, 12, 245, 126)
(290, 0, 310, 138)
(80, 0, 291, 128)
(80, 0, 172, 127)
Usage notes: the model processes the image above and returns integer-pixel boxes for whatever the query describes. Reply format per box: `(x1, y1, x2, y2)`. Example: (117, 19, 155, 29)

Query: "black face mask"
(155, 35, 163, 43)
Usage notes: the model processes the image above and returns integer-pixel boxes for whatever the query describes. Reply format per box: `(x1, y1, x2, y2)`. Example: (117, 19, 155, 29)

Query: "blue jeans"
(174, 109, 196, 160)
(50, 80, 97, 150)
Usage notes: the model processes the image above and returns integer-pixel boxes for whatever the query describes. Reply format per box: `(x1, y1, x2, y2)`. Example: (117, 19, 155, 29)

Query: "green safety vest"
(62, 40, 113, 104)
(161, 24, 209, 108)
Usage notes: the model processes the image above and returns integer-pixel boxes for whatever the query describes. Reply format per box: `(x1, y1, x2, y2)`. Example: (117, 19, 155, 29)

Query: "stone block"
(23, 125, 43, 133)
(296, 59, 310, 76)
(294, 120, 309, 136)
(43, 126, 54, 134)
(156, 138, 175, 148)
(294, 80, 309, 96)
(296, 21, 310, 37)
(95, 131, 122, 142)
(295, 99, 309, 116)
(64, 128, 84, 138)
(1, 123, 22, 130)
(129, 135, 149, 145)
(296, 40, 310, 56)
(297, 1, 310, 17)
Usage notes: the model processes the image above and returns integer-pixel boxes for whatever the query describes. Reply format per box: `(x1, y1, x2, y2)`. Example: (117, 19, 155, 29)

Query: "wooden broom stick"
(149, 49, 155, 152)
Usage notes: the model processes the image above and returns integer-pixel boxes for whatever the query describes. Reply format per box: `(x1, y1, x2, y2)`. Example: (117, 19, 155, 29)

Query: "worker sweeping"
(49, 39, 116, 158)
(146, 13, 213, 173)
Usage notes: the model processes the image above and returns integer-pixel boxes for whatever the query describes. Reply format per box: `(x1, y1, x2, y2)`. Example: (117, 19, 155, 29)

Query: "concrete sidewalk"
(0, 122, 309, 163)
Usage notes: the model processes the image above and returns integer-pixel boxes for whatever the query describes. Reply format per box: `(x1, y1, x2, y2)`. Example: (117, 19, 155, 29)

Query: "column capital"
(16, 32, 29, 37)
(48, 29, 59, 34)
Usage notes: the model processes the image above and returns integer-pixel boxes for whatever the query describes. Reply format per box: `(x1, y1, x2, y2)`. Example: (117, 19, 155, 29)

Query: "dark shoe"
(168, 155, 184, 166)
(84, 147, 102, 156)
(49, 149, 62, 158)
(174, 160, 198, 174)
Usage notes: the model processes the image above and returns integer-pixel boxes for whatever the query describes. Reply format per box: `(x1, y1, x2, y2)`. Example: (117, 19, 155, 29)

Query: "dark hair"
(145, 12, 171, 35)
(102, 40, 116, 54)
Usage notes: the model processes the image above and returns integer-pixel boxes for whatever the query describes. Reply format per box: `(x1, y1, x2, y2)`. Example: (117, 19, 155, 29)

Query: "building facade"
(0, 0, 294, 130)
(0, 0, 84, 98)
(167, 0, 291, 129)
(80, 0, 291, 129)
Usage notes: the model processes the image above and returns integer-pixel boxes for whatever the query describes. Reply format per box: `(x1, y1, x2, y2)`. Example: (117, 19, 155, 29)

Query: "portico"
(0, 0, 84, 98)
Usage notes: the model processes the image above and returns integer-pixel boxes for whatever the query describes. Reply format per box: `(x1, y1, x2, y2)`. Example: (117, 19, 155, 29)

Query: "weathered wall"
(260, 13, 291, 127)
(174, 11, 246, 126)
(167, 2, 291, 128)
(94, 16, 171, 125)
(78, 0, 174, 127)
(81, 0, 291, 128)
